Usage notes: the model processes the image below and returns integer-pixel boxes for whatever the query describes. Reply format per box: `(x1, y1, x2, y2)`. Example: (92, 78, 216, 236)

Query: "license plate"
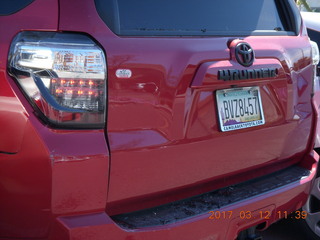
(216, 87, 265, 132)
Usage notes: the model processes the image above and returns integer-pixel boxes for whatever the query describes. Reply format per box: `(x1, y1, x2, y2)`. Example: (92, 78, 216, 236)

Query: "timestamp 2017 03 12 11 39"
(208, 210, 307, 220)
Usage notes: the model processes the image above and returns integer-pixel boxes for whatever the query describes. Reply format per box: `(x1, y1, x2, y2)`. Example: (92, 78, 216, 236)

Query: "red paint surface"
(0, 0, 318, 239)
(51, 152, 318, 240)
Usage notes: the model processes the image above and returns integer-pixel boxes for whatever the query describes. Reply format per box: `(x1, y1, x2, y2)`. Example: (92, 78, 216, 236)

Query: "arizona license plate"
(216, 87, 265, 132)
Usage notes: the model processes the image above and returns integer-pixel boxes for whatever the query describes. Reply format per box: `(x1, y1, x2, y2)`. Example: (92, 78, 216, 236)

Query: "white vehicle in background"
(301, 11, 320, 240)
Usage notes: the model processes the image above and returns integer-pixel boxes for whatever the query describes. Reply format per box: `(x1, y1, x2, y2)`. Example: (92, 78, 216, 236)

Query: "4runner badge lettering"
(218, 68, 278, 81)
(218, 42, 278, 81)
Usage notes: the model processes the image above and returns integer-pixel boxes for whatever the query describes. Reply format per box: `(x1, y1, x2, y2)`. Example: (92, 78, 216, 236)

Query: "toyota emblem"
(235, 43, 254, 67)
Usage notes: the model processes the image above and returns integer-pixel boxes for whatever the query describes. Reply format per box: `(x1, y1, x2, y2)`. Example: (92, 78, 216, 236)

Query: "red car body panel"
(59, 0, 315, 213)
(0, 0, 319, 239)
(0, 0, 58, 154)
(51, 153, 317, 240)
(0, 1, 110, 238)
(0, 0, 58, 237)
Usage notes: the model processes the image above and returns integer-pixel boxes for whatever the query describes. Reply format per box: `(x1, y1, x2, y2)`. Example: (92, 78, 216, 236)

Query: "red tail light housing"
(8, 32, 106, 128)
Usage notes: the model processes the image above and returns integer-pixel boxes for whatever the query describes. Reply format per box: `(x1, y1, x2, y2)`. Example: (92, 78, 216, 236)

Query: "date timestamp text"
(208, 210, 307, 220)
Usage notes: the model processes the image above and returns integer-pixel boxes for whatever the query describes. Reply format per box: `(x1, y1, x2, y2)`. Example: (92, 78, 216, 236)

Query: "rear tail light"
(311, 40, 320, 66)
(8, 32, 106, 128)
(310, 40, 320, 94)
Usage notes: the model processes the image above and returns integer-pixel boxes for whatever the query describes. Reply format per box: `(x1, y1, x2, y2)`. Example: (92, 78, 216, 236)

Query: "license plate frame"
(216, 86, 265, 132)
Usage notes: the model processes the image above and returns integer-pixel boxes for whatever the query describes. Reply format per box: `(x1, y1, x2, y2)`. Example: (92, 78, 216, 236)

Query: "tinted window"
(0, 0, 34, 15)
(95, 0, 294, 36)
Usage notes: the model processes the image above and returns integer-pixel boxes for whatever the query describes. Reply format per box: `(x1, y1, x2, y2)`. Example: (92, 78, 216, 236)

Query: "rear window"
(95, 0, 298, 36)
(0, 0, 34, 15)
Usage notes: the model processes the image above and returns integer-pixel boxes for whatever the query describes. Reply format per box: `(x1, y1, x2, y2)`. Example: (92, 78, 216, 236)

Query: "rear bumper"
(52, 151, 319, 240)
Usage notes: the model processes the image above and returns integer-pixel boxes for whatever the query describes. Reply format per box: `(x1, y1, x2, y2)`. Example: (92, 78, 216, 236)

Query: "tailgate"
(85, 0, 315, 214)
(105, 36, 313, 214)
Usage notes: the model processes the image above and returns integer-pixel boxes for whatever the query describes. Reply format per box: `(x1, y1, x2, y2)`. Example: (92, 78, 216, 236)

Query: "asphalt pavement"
(260, 218, 318, 240)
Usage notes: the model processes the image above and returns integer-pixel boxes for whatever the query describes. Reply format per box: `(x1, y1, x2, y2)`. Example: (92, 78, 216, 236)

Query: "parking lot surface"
(261, 218, 318, 240)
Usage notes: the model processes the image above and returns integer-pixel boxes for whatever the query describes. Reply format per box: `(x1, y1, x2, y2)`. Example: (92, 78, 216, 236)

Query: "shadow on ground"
(260, 218, 319, 240)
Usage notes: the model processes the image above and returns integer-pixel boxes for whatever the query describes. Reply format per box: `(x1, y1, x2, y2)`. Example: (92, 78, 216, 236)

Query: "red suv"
(0, 0, 319, 239)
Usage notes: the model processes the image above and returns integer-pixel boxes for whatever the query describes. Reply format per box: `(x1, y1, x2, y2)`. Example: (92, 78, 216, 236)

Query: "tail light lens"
(310, 40, 320, 94)
(311, 40, 320, 66)
(8, 32, 106, 128)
